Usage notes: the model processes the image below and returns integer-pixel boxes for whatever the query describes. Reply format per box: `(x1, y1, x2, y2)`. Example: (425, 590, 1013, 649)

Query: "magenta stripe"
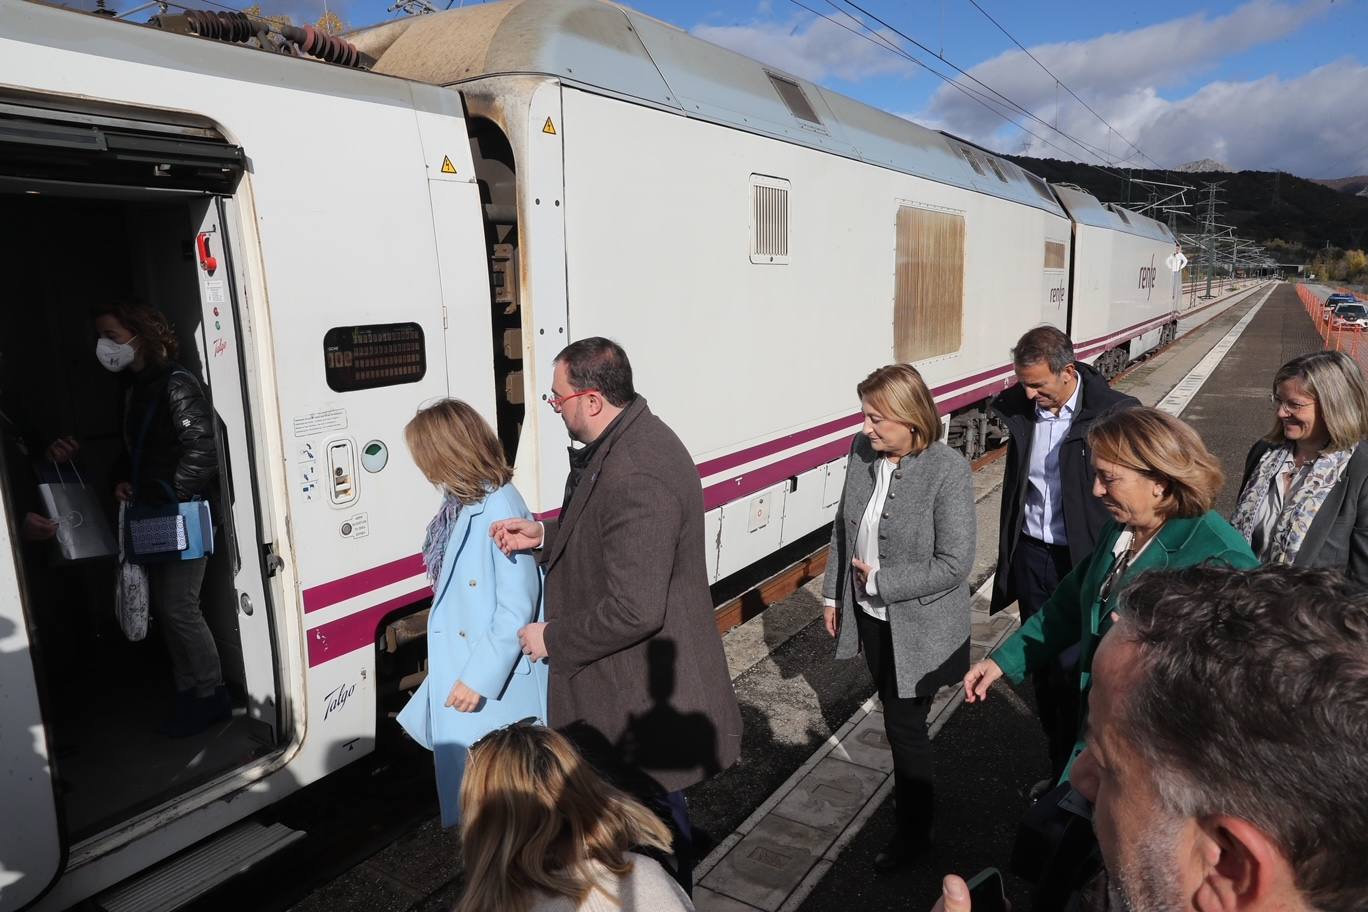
(1076, 316, 1169, 357)
(307, 586, 431, 667)
(929, 361, 1014, 398)
(309, 312, 1194, 608)
(695, 412, 862, 478)
(702, 436, 852, 511)
(302, 553, 426, 614)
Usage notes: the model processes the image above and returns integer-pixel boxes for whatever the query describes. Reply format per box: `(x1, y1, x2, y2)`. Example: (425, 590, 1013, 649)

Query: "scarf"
(421, 491, 463, 588)
(1232, 442, 1356, 564)
(560, 404, 632, 513)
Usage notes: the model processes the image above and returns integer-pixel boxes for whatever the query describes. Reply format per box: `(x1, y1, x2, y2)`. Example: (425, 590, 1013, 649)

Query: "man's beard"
(1105, 816, 1186, 912)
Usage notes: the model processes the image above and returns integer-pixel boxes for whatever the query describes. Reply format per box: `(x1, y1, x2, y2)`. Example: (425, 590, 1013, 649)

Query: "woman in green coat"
(963, 407, 1258, 781)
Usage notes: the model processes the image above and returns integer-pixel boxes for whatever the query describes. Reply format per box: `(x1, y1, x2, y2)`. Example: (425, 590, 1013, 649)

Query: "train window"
(987, 157, 1009, 183)
(1026, 173, 1055, 203)
(323, 322, 427, 392)
(894, 205, 965, 362)
(765, 72, 822, 125)
(1044, 241, 1068, 270)
(750, 174, 790, 265)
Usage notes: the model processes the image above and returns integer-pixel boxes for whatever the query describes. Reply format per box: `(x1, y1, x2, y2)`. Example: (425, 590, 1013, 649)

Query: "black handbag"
(1011, 783, 1101, 909)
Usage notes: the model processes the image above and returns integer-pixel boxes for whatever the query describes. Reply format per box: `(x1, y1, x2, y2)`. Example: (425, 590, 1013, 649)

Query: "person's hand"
(851, 557, 873, 594)
(963, 659, 1004, 703)
(518, 621, 549, 661)
(490, 518, 543, 556)
(114, 481, 133, 503)
(931, 875, 973, 912)
(445, 680, 482, 712)
(21, 512, 58, 542)
(45, 436, 79, 464)
(823, 604, 839, 638)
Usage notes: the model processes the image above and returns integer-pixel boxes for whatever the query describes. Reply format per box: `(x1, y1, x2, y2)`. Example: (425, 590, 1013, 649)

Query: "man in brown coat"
(491, 337, 742, 891)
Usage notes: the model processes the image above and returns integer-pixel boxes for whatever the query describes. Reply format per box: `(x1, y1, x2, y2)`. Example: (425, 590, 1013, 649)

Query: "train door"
(186, 199, 279, 736)
(0, 101, 281, 867)
(0, 515, 62, 910)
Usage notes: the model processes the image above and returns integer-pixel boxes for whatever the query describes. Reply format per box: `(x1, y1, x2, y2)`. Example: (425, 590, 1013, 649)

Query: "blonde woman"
(964, 407, 1258, 781)
(397, 399, 545, 827)
(822, 364, 975, 872)
(1233, 351, 1368, 582)
(455, 723, 693, 912)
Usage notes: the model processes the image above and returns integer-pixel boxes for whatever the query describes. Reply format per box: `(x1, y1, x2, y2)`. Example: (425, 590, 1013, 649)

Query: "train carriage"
(0, 1, 1182, 908)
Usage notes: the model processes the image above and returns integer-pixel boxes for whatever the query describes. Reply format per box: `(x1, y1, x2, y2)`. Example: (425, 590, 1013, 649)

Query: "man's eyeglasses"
(1270, 394, 1314, 413)
(546, 389, 600, 412)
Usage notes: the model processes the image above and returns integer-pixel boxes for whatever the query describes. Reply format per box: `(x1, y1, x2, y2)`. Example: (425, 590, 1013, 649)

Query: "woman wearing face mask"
(96, 302, 227, 737)
(397, 398, 546, 828)
(961, 407, 1258, 781)
(1232, 351, 1368, 581)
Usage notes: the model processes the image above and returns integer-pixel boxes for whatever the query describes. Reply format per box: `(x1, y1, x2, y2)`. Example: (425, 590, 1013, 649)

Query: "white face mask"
(96, 337, 138, 372)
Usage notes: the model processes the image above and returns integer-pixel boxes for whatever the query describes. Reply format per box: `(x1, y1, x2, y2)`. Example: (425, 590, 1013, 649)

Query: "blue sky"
(100, 0, 1368, 177)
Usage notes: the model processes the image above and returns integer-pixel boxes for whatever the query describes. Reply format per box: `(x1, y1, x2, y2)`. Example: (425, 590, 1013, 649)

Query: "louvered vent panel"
(750, 176, 791, 264)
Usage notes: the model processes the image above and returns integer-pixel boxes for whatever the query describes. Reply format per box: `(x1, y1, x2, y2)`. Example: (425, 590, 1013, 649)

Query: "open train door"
(185, 197, 280, 737)
(0, 512, 62, 910)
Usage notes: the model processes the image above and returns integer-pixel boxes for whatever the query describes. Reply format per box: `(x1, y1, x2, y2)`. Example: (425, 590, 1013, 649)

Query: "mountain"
(1175, 158, 1233, 173)
(1313, 176, 1368, 196)
(1005, 154, 1368, 260)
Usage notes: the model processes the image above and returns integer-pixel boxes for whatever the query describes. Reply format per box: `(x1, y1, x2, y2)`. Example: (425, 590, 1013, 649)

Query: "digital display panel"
(323, 323, 426, 392)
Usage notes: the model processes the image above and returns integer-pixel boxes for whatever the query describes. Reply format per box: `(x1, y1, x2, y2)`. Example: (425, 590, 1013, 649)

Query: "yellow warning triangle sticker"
(440, 155, 457, 174)
(542, 117, 557, 135)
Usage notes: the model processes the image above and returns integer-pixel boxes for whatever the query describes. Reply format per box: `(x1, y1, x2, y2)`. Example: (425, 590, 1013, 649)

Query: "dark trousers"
(856, 610, 933, 843)
(1011, 534, 1083, 784)
(641, 789, 694, 895)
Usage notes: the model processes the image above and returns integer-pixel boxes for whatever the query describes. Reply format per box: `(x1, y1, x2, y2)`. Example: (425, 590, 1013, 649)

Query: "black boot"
(161, 685, 231, 738)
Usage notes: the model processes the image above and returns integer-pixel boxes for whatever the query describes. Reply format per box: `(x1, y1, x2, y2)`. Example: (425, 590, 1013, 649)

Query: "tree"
(315, 9, 344, 34)
(1344, 250, 1368, 283)
(240, 5, 347, 33)
(241, 4, 292, 27)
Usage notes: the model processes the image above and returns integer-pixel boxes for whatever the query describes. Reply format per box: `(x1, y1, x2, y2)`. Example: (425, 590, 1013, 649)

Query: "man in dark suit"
(989, 326, 1138, 786)
(491, 337, 742, 892)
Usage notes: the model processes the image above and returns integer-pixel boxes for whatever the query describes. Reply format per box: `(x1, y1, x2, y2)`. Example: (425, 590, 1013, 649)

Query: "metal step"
(95, 820, 306, 912)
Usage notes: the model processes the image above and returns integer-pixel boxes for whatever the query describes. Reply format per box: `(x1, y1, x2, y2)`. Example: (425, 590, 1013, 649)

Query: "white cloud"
(1090, 62, 1368, 177)
(692, 12, 917, 84)
(919, 0, 1354, 174)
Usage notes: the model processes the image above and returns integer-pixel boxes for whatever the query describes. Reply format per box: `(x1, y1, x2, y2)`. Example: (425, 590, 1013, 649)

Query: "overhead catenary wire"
(963, 0, 1165, 171)
(815, 0, 1138, 170)
(787, 0, 1141, 189)
(828, 0, 1133, 168)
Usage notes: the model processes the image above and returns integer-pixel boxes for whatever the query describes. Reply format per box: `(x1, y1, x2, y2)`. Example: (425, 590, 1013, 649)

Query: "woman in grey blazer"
(822, 364, 975, 873)
(1232, 351, 1368, 583)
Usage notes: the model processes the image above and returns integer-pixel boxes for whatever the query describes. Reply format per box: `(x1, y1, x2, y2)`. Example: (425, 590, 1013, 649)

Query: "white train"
(0, 1, 1224, 908)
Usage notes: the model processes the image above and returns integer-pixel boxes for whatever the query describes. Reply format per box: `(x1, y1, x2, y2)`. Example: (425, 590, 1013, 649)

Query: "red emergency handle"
(197, 232, 218, 275)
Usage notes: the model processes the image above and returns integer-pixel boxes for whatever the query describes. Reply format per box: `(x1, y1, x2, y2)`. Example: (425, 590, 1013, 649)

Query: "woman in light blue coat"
(397, 399, 547, 827)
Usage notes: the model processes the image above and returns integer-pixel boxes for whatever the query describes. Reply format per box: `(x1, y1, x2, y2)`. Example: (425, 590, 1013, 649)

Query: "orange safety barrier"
(1299, 283, 1368, 371)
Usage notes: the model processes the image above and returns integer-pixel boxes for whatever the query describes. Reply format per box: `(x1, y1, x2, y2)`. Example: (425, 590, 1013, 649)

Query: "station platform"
(788, 281, 1324, 912)
(191, 283, 1320, 912)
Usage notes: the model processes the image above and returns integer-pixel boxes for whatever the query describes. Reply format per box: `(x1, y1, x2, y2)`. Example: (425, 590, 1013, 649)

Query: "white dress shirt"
(849, 456, 897, 621)
(1022, 379, 1081, 545)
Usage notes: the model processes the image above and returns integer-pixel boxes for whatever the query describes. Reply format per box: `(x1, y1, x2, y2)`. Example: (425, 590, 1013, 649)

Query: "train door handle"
(197, 232, 218, 275)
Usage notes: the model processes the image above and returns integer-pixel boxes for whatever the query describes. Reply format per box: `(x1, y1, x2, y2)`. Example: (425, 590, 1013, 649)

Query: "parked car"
(1326, 292, 1358, 308)
(1332, 302, 1368, 328)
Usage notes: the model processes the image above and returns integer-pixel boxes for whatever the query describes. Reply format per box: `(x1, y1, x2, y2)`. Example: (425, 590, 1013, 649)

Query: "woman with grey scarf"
(1233, 351, 1368, 582)
(396, 399, 546, 827)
